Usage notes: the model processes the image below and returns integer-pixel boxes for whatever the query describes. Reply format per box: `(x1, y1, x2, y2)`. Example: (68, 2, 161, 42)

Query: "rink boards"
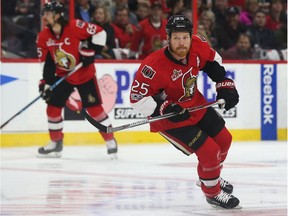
(0, 61, 287, 146)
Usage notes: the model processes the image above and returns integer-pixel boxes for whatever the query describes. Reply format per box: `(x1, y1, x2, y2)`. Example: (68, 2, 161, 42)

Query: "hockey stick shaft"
(0, 63, 83, 129)
(83, 99, 225, 133)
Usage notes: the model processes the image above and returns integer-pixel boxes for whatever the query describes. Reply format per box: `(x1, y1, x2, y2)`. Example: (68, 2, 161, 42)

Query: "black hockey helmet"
(42, 1, 65, 16)
(166, 15, 193, 36)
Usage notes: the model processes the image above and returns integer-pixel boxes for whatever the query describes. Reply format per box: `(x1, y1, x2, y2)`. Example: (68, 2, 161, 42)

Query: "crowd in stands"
(1, 0, 287, 60)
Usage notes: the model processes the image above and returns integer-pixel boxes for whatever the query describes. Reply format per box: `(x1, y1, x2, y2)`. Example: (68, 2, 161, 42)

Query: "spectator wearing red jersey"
(129, 0, 168, 59)
(265, 0, 285, 31)
(110, 5, 136, 59)
(228, 0, 245, 10)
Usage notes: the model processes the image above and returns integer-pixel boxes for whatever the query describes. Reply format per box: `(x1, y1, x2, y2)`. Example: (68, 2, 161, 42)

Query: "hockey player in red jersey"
(129, 15, 240, 209)
(129, 0, 168, 59)
(36, 1, 118, 159)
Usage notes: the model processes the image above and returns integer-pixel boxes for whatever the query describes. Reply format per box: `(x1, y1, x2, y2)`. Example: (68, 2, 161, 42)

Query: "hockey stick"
(82, 99, 225, 133)
(0, 62, 83, 129)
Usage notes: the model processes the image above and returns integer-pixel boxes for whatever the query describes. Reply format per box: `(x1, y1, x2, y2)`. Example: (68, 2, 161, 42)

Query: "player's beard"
(172, 46, 189, 58)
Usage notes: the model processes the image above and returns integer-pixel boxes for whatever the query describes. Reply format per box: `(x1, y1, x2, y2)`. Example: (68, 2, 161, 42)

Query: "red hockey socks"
(212, 126, 232, 162)
(47, 105, 63, 141)
(195, 136, 221, 197)
(86, 106, 114, 141)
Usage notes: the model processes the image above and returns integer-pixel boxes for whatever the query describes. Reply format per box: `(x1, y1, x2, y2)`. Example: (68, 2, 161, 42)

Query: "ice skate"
(37, 140, 63, 158)
(196, 177, 234, 194)
(106, 139, 118, 160)
(206, 190, 241, 209)
(219, 177, 233, 194)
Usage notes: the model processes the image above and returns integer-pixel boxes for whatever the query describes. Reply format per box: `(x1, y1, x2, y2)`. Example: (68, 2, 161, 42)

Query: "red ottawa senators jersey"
(130, 35, 216, 132)
(110, 23, 136, 48)
(36, 19, 104, 85)
(130, 18, 168, 59)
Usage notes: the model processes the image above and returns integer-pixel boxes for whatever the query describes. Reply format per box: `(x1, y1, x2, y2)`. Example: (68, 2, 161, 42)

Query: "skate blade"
(109, 153, 118, 160)
(37, 152, 62, 158)
(209, 204, 242, 210)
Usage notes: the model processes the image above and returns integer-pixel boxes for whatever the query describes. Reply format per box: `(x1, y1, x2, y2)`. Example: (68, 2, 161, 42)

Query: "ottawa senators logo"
(151, 35, 162, 52)
(87, 94, 96, 103)
(54, 47, 76, 71)
(179, 68, 197, 102)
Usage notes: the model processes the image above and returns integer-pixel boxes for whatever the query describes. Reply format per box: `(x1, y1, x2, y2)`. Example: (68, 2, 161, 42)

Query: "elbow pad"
(201, 61, 226, 83)
(43, 53, 56, 84)
(130, 96, 157, 117)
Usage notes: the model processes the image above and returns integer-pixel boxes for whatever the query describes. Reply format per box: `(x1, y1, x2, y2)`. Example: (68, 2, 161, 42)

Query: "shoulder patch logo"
(171, 69, 182, 81)
(196, 34, 206, 42)
(141, 65, 156, 79)
(76, 20, 85, 28)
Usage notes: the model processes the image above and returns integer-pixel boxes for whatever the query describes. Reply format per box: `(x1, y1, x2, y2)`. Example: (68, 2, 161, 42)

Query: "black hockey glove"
(216, 78, 239, 111)
(39, 79, 52, 101)
(160, 100, 190, 123)
(79, 48, 95, 67)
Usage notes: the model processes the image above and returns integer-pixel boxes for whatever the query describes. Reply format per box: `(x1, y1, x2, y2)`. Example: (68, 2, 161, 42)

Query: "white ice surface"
(1, 141, 287, 216)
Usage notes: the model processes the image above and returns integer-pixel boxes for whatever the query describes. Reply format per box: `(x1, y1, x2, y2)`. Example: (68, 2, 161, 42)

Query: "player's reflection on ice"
(45, 176, 195, 210)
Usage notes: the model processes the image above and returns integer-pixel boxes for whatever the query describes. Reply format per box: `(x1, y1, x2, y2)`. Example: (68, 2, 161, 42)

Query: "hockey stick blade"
(82, 99, 225, 133)
(0, 63, 83, 129)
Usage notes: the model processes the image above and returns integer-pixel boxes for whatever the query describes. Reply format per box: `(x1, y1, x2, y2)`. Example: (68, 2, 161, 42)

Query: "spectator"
(135, 2, 151, 21)
(247, 10, 281, 50)
(274, 15, 287, 49)
(75, 0, 95, 22)
(1, 0, 17, 17)
(213, 6, 247, 51)
(221, 33, 254, 59)
(265, 0, 285, 31)
(197, 0, 209, 17)
(13, 0, 36, 29)
(212, 0, 229, 26)
(239, 0, 260, 26)
(197, 10, 217, 48)
(91, 0, 112, 7)
(159, 0, 171, 18)
(129, 0, 167, 59)
(110, 0, 138, 25)
(14, 0, 34, 16)
(181, 8, 193, 22)
(258, 0, 270, 13)
(92, 5, 116, 59)
(166, 0, 185, 18)
(110, 5, 136, 59)
(228, 0, 245, 10)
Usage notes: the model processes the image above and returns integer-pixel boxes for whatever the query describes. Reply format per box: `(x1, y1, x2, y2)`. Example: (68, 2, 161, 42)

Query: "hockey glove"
(216, 78, 239, 111)
(160, 100, 190, 123)
(39, 79, 52, 101)
(79, 48, 95, 67)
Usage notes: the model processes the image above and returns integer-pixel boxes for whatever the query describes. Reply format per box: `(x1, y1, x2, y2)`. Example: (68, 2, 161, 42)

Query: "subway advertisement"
(0, 62, 287, 145)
